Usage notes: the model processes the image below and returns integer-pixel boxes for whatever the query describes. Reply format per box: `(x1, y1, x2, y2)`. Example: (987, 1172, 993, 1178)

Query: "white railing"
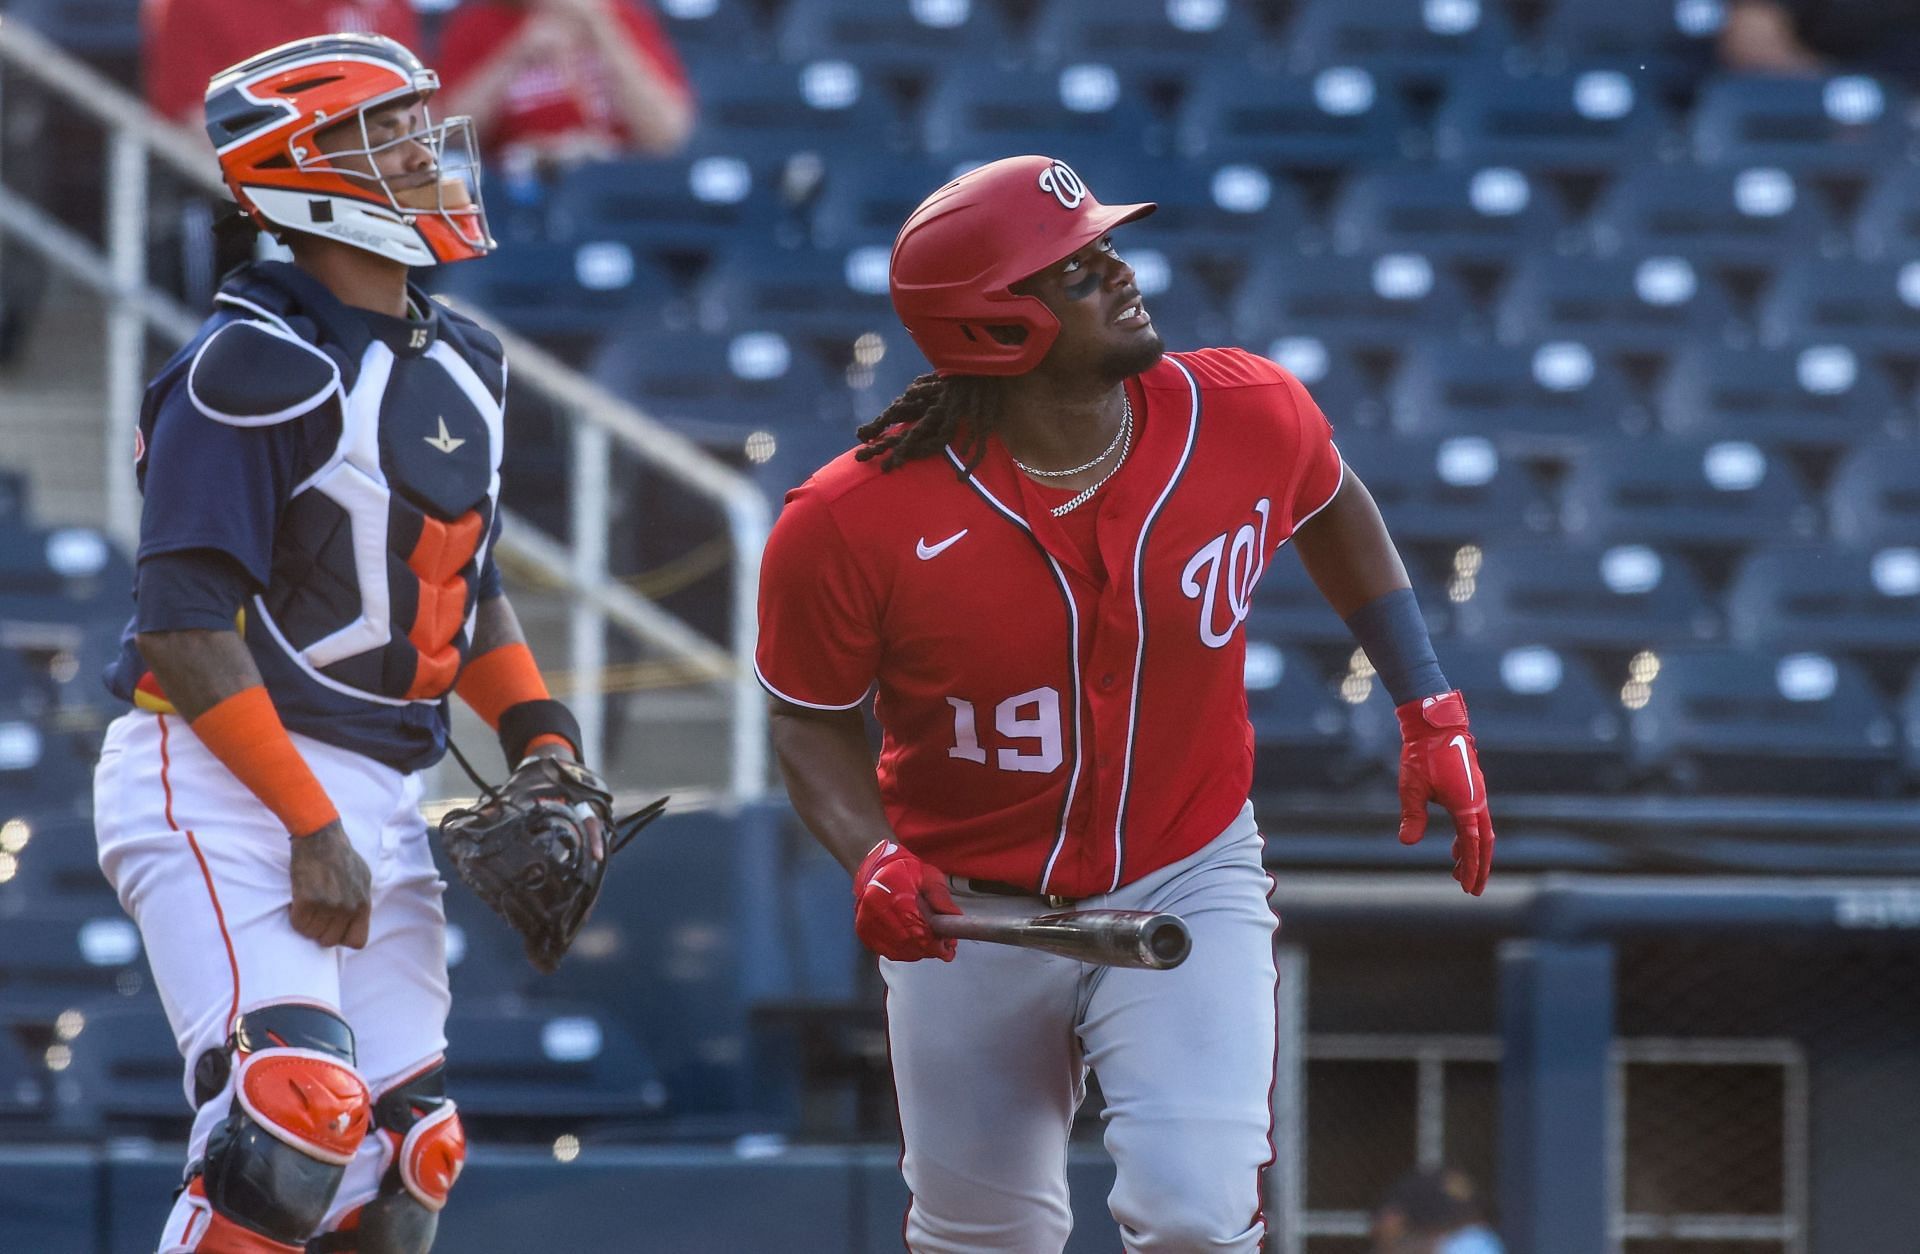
(0, 15, 769, 797)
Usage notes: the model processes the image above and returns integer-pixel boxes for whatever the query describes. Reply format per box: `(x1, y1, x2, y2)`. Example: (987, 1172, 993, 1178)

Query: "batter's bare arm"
(136, 628, 373, 947)
(1288, 468, 1412, 615)
(767, 699, 896, 874)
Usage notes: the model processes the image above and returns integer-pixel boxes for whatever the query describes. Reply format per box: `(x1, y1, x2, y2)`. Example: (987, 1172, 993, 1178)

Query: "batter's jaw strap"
(191, 1003, 371, 1251)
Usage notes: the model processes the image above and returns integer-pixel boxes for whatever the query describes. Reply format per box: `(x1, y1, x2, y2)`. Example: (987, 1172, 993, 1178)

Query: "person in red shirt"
(143, 0, 422, 126)
(437, 0, 693, 165)
(757, 156, 1498, 1253)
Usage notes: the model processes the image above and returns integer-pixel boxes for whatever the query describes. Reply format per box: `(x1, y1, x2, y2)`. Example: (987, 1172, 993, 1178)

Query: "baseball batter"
(757, 156, 1498, 1252)
(91, 35, 606, 1253)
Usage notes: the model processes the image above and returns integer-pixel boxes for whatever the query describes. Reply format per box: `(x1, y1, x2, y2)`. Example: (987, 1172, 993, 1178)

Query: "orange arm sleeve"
(456, 642, 571, 757)
(188, 686, 340, 838)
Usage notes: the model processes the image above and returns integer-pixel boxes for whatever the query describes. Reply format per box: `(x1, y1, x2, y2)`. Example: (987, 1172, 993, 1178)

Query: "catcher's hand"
(437, 755, 667, 973)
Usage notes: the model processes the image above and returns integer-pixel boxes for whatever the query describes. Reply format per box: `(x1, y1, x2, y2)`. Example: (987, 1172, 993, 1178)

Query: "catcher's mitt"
(437, 755, 667, 973)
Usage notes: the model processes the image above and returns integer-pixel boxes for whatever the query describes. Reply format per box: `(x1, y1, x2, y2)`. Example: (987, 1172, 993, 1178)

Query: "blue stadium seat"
(1756, 255, 1920, 355)
(1691, 74, 1907, 172)
(428, 241, 675, 354)
(1332, 165, 1572, 266)
(919, 64, 1165, 160)
(1587, 164, 1840, 267)
(1432, 70, 1671, 172)
(807, 153, 967, 248)
(1072, 156, 1313, 275)
(1241, 642, 1365, 789)
(1397, 642, 1630, 793)
(1449, 540, 1719, 649)
(1245, 548, 1451, 649)
(1625, 647, 1901, 795)
(693, 244, 897, 345)
(1560, 439, 1819, 548)
(49, 999, 181, 1130)
(444, 1001, 666, 1123)
(685, 57, 913, 167)
(1177, 65, 1411, 169)
(1853, 167, 1920, 259)
(1333, 430, 1554, 545)
(1494, 254, 1740, 355)
(1727, 544, 1920, 657)
(591, 322, 847, 439)
(1655, 343, 1907, 447)
(1029, 0, 1269, 76)
(0, 907, 148, 1033)
(1229, 252, 1470, 355)
(1284, 0, 1513, 85)
(0, 1029, 47, 1121)
(0, 525, 132, 620)
(1257, 335, 1382, 431)
(653, 0, 770, 60)
(1388, 339, 1644, 452)
(0, 468, 28, 524)
(778, 0, 1011, 76)
(1827, 443, 1920, 549)
(1531, 0, 1725, 80)
(545, 155, 786, 256)
(4, 0, 140, 59)
(0, 811, 111, 906)
(1902, 666, 1920, 783)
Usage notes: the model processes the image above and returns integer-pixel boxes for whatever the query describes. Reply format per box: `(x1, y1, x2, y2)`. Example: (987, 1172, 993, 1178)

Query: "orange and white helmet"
(204, 34, 493, 267)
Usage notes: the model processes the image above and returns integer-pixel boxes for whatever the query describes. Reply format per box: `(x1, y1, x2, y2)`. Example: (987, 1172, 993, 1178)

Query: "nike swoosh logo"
(1448, 734, 1474, 801)
(916, 530, 968, 560)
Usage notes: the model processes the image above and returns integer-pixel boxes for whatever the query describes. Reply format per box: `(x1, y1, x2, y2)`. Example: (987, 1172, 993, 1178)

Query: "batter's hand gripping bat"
(928, 909, 1192, 970)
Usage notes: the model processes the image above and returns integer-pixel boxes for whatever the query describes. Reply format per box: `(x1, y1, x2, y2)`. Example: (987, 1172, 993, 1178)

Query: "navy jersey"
(106, 262, 509, 772)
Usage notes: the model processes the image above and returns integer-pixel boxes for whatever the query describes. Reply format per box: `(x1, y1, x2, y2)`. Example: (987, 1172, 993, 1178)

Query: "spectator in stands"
(1720, 0, 1920, 82)
(1371, 1168, 1506, 1254)
(437, 0, 694, 169)
(142, 0, 423, 127)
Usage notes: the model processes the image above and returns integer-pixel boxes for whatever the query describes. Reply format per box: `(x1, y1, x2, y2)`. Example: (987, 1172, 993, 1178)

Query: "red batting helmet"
(890, 156, 1156, 376)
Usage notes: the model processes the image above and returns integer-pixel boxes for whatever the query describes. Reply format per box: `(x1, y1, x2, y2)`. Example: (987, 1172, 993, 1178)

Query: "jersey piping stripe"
(159, 714, 243, 1036)
(753, 655, 872, 711)
(945, 447, 1085, 897)
(1288, 452, 1348, 539)
(1111, 364, 1202, 892)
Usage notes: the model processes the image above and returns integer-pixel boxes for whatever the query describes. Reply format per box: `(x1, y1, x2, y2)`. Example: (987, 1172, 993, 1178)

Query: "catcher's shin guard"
(311, 1061, 465, 1253)
(190, 1003, 371, 1251)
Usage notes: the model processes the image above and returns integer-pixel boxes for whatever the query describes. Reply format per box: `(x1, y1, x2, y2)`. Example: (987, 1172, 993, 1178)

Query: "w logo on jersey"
(1180, 499, 1271, 649)
(1037, 160, 1087, 209)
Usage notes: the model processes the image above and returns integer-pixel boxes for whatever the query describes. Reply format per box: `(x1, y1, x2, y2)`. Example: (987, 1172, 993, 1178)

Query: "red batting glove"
(1395, 691, 1496, 896)
(853, 840, 962, 962)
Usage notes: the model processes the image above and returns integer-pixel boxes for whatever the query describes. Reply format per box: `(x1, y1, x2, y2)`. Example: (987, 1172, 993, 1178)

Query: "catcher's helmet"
(889, 155, 1155, 376)
(204, 34, 493, 267)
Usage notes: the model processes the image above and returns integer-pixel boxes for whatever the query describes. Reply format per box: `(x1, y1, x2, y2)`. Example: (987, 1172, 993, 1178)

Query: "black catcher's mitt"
(437, 756, 667, 973)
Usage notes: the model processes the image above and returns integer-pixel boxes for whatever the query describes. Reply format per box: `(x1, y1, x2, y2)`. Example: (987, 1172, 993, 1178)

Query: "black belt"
(958, 878, 1081, 909)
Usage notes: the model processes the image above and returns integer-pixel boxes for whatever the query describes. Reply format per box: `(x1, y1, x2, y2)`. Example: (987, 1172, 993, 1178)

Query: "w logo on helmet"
(1037, 161, 1088, 210)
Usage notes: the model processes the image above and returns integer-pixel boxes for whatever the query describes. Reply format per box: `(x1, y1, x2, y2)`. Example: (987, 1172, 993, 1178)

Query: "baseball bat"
(928, 909, 1192, 970)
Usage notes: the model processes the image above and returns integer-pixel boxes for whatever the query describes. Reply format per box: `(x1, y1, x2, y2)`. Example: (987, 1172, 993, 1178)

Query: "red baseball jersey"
(757, 348, 1344, 898)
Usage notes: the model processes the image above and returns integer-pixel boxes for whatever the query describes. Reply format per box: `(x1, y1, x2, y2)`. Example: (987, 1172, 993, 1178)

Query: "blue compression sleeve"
(1342, 586, 1449, 706)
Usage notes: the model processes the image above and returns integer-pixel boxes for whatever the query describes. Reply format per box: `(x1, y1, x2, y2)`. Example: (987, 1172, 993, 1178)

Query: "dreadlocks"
(855, 372, 1010, 476)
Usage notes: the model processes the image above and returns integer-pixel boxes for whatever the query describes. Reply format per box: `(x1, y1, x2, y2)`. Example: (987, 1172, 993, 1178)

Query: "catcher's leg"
(171, 1003, 373, 1253)
(308, 1061, 464, 1254)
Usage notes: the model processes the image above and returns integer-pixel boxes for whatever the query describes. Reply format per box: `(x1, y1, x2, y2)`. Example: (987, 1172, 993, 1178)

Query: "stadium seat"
(1331, 165, 1572, 266)
(443, 1001, 666, 1124)
(1449, 540, 1719, 649)
(1587, 164, 1840, 267)
(4, 0, 140, 60)
(1530, 0, 1725, 81)
(1726, 544, 1920, 658)
(1260, 335, 1383, 432)
(693, 244, 898, 346)
(1852, 167, 1920, 260)
(1625, 647, 1901, 795)
(1902, 666, 1920, 783)
(1177, 65, 1412, 169)
(1241, 642, 1365, 790)
(0, 811, 111, 906)
(1284, 0, 1513, 85)
(1559, 439, 1818, 548)
(428, 241, 676, 355)
(0, 525, 132, 620)
(48, 999, 181, 1131)
(685, 57, 913, 168)
(0, 906, 148, 1034)
(777, 0, 1012, 77)
(1494, 253, 1740, 355)
(1691, 73, 1908, 172)
(1756, 255, 1920, 356)
(545, 154, 787, 257)
(0, 468, 27, 524)
(1827, 443, 1920, 549)
(591, 321, 848, 439)
(1229, 252, 1471, 355)
(1029, 0, 1269, 77)
(1388, 339, 1644, 452)
(1432, 70, 1671, 172)
(0, 1029, 47, 1121)
(1078, 156, 1314, 274)
(1332, 430, 1554, 545)
(652, 0, 770, 60)
(1244, 547, 1450, 649)
(1655, 343, 1906, 447)
(919, 64, 1166, 161)
(1386, 642, 1630, 793)
(807, 153, 969, 248)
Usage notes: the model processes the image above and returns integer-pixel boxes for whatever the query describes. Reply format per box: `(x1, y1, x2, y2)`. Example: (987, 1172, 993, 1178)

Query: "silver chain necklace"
(1010, 394, 1132, 479)
(1041, 404, 1134, 517)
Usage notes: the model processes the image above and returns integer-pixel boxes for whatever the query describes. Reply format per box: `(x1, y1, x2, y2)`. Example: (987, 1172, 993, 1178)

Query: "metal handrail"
(0, 14, 768, 797)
